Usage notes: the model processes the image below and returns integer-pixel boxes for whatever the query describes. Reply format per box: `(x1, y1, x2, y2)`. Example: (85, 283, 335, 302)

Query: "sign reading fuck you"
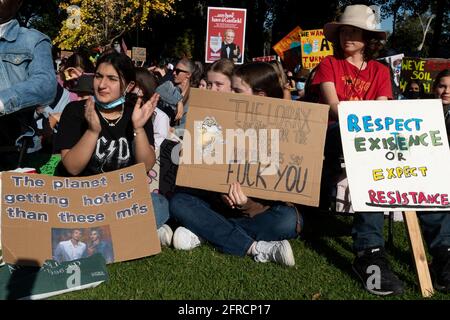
(176, 89, 330, 207)
(339, 100, 450, 212)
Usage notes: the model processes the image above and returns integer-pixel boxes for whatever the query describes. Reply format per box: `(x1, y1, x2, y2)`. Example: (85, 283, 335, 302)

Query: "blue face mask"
(94, 95, 126, 110)
(296, 81, 305, 91)
(94, 83, 132, 110)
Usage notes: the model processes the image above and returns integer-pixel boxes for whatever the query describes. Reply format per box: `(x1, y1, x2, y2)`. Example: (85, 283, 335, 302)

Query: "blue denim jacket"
(0, 19, 56, 115)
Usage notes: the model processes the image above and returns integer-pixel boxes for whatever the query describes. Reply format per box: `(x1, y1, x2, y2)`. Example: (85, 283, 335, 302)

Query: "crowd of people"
(1, 1, 450, 297)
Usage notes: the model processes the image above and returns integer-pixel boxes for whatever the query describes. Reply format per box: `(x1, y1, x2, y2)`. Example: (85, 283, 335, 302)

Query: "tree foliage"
(388, 14, 432, 57)
(34, 0, 446, 60)
(339, 0, 449, 57)
(18, 0, 62, 39)
(54, 0, 175, 50)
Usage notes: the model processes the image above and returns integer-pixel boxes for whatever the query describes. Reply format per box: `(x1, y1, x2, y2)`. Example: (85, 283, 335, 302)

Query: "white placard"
(339, 99, 450, 212)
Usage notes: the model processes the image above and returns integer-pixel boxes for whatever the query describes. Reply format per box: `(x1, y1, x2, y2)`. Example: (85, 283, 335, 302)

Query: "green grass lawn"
(9, 155, 449, 300)
(49, 214, 450, 300)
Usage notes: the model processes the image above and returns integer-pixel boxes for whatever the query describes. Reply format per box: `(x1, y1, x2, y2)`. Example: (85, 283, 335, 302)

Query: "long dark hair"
(135, 67, 158, 101)
(95, 51, 135, 92)
(332, 27, 384, 61)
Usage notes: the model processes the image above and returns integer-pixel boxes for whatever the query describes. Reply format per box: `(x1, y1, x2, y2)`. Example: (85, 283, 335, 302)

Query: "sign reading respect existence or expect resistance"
(176, 89, 329, 207)
(1, 164, 160, 266)
(339, 99, 450, 212)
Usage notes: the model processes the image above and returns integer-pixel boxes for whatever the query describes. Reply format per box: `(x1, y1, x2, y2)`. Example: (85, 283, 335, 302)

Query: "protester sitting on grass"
(53, 51, 172, 246)
(133, 66, 173, 246)
(313, 4, 450, 296)
(168, 62, 302, 267)
(133, 68, 166, 149)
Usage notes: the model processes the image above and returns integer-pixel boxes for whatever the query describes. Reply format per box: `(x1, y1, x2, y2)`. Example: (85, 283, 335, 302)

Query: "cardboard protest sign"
(176, 89, 329, 206)
(132, 47, 147, 62)
(1, 164, 160, 266)
(339, 99, 450, 212)
(400, 57, 450, 94)
(272, 26, 302, 61)
(300, 29, 333, 70)
(205, 7, 247, 64)
(148, 148, 161, 194)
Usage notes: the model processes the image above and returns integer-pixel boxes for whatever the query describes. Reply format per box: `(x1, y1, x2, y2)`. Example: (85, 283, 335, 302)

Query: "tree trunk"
(430, 0, 444, 57)
(391, 9, 397, 47)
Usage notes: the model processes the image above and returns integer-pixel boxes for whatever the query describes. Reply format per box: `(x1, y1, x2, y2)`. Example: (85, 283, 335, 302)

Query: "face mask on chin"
(94, 83, 132, 110)
(94, 95, 126, 110)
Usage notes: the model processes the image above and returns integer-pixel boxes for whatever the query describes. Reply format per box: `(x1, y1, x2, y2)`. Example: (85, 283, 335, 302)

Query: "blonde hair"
(269, 60, 288, 88)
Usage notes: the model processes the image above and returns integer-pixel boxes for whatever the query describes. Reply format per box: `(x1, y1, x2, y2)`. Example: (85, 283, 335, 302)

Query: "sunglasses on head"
(174, 68, 189, 75)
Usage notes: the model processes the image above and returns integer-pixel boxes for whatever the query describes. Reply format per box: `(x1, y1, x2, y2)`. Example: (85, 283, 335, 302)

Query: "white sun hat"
(323, 4, 387, 43)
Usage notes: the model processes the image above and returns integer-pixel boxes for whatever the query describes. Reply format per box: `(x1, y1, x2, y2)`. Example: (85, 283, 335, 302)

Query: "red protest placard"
(205, 7, 247, 64)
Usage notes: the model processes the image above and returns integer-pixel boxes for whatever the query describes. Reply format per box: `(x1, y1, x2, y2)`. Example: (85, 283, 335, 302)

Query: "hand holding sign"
(222, 182, 248, 209)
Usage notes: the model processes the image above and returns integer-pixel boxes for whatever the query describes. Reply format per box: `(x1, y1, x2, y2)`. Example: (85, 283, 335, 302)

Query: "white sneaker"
(252, 240, 295, 267)
(157, 224, 173, 247)
(173, 227, 204, 250)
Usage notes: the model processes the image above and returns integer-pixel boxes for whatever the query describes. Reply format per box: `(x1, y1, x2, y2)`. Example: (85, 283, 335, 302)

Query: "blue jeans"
(352, 211, 450, 255)
(151, 193, 170, 229)
(169, 192, 300, 257)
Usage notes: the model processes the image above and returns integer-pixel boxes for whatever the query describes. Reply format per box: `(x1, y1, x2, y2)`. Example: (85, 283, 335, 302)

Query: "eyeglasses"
(174, 68, 189, 75)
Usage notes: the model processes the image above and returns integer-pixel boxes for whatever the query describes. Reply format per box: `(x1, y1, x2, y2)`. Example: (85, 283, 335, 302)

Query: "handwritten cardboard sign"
(176, 89, 329, 206)
(1, 164, 160, 266)
(132, 47, 147, 62)
(339, 99, 450, 211)
(400, 57, 450, 94)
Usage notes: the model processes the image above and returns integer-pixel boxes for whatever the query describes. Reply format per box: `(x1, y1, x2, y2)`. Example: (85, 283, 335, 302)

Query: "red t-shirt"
(312, 55, 393, 102)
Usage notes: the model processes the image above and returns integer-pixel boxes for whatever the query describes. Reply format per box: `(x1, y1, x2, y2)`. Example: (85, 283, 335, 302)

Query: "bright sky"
(381, 16, 394, 33)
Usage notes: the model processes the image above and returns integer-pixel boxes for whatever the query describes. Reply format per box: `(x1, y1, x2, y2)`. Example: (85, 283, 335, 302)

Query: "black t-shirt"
(54, 99, 154, 176)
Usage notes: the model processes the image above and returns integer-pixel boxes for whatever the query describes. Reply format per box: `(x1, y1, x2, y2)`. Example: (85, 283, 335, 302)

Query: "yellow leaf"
(55, 0, 175, 48)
